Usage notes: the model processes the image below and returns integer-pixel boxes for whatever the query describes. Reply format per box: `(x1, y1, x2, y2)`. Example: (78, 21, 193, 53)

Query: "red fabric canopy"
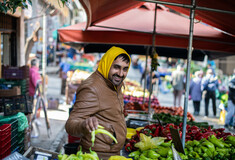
(80, 0, 235, 36)
(58, 2, 235, 54)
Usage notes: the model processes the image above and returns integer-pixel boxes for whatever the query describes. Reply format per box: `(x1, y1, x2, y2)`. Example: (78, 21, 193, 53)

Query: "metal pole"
(182, 0, 195, 148)
(143, 46, 150, 104)
(138, 0, 235, 15)
(42, 13, 47, 98)
(148, 3, 158, 122)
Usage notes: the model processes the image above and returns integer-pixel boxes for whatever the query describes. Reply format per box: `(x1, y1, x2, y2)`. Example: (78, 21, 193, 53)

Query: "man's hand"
(82, 117, 99, 133)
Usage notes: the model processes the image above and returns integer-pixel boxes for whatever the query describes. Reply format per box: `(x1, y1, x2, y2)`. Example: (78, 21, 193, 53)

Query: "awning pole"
(148, 3, 158, 122)
(138, 0, 235, 15)
(143, 46, 150, 104)
(182, 0, 195, 148)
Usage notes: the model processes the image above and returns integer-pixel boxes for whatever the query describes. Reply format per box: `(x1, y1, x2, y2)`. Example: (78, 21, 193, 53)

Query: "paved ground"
(30, 65, 234, 154)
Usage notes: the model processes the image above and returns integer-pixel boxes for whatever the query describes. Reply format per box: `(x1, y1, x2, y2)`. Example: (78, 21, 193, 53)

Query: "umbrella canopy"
(58, 2, 235, 58)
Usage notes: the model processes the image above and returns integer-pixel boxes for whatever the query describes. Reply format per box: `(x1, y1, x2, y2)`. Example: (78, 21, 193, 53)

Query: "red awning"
(59, 2, 235, 54)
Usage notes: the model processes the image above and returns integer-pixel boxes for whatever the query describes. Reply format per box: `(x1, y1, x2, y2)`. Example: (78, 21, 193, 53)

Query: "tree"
(0, 0, 68, 14)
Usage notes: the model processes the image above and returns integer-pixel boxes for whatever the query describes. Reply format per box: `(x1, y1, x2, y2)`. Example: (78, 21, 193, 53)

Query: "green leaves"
(0, 0, 68, 14)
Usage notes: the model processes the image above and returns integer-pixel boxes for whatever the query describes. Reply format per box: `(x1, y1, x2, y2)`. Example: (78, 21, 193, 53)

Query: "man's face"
(108, 57, 129, 86)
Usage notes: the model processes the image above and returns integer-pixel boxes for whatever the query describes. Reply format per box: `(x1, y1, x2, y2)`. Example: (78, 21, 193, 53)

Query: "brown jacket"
(65, 70, 127, 155)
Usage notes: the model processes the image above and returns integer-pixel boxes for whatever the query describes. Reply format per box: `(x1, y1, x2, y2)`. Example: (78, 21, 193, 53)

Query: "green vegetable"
(201, 146, 213, 158)
(91, 128, 117, 147)
(89, 147, 99, 160)
(139, 154, 151, 160)
(161, 140, 172, 147)
(58, 154, 63, 160)
(192, 140, 200, 146)
(147, 150, 160, 159)
(82, 153, 98, 160)
(65, 154, 79, 160)
(201, 140, 215, 152)
(208, 135, 224, 148)
(77, 146, 83, 159)
(128, 150, 140, 157)
(226, 135, 235, 146)
(61, 154, 68, 160)
(154, 146, 170, 157)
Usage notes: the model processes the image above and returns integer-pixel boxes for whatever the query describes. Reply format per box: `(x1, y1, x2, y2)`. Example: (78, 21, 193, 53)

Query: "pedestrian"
(29, 58, 41, 99)
(171, 64, 185, 107)
(225, 69, 235, 128)
(189, 71, 203, 116)
(201, 68, 219, 117)
(65, 46, 131, 160)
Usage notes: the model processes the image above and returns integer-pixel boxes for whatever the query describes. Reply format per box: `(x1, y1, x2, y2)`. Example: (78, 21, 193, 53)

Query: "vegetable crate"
(0, 86, 21, 97)
(0, 124, 11, 159)
(0, 78, 29, 95)
(0, 95, 32, 116)
(2, 65, 29, 80)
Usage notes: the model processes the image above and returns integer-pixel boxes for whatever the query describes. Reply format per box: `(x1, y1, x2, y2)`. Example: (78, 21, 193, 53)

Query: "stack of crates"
(0, 124, 11, 159)
(0, 117, 25, 155)
(0, 79, 29, 95)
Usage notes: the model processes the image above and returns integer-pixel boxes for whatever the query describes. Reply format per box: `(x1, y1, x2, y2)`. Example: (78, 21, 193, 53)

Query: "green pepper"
(128, 150, 140, 158)
(65, 154, 79, 160)
(58, 154, 63, 160)
(154, 146, 170, 157)
(192, 140, 200, 146)
(201, 146, 213, 158)
(178, 153, 188, 160)
(61, 154, 68, 160)
(161, 140, 172, 147)
(77, 146, 83, 159)
(134, 155, 139, 160)
(225, 135, 235, 146)
(91, 128, 118, 147)
(82, 153, 98, 160)
(190, 151, 201, 159)
(139, 154, 151, 160)
(166, 157, 173, 160)
(194, 146, 202, 155)
(208, 135, 224, 148)
(201, 140, 215, 152)
(147, 150, 160, 159)
(186, 141, 194, 146)
(141, 150, 148, 157)
(89, 147, 99, 159)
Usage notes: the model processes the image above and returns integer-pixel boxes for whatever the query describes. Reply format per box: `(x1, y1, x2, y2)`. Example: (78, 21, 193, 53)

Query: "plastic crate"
(2, 65, 29, 80)
(0, 124, 12, 159)
(0, 95, 32, 116)
(0, 79, 29, 95)
(68, 134, 81, 143)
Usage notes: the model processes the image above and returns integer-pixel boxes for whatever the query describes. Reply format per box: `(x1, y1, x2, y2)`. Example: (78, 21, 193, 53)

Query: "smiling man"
(65, 46, 131, 160)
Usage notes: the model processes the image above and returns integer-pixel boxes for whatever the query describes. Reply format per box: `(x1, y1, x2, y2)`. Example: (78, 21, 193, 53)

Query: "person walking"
(201, 69, 219, 117)
(189, 71, 203, 116)
(171, 65, 185, 107)
(225, 69, 235, 128)
(65, 46, 131, 160)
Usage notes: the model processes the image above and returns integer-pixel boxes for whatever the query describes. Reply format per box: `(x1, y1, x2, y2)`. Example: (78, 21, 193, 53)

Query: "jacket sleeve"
(65, 85, 99, 137)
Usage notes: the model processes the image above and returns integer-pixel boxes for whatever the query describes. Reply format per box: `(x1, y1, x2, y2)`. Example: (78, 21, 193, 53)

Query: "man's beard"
(110, 74, 124, 86)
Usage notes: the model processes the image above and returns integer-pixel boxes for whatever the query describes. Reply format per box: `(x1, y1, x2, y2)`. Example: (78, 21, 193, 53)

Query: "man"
(65, 46, 131, 159)
(225, 69, 235, 128)
(171, 65, 185, 107)
(201, 69, 219, 117)
(29, 58, 41, 98)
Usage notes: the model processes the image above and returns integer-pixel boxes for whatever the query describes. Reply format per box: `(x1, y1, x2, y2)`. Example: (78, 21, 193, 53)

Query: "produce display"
(127, 134, 235, 160)
(123, 79, 149, 97)
(123, 96, 160, 107)
(125, 123, 234, 153)
(153, 113, 205, 127)
(69, 69, 91, 83)
(124, 103, 194, 121)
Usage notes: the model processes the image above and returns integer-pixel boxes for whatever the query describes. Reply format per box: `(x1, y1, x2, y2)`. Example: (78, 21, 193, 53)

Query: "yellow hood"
(98, 46, 131, 79)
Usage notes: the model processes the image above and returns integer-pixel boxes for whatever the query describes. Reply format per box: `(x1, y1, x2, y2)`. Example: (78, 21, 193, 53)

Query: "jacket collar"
(96, 70, 123, 92)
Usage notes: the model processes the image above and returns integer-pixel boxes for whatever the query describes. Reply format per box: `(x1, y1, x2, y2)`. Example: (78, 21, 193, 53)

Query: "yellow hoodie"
(98, 46, 131, 79)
